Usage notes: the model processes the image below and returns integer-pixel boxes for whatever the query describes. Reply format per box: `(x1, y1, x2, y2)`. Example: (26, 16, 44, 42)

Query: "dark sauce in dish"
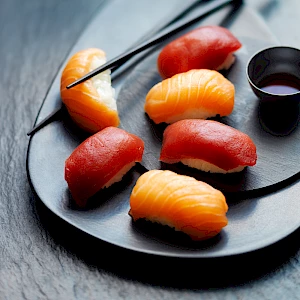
(259, 74, 300, 95)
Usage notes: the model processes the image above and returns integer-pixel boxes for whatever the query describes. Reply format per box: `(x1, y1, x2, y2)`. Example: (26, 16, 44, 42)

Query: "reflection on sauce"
(259, 74, 300, 95)
(261, 84, 300, 94)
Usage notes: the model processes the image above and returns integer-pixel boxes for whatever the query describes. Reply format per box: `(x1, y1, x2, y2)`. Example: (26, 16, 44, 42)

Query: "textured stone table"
(0, 0, 299, 299)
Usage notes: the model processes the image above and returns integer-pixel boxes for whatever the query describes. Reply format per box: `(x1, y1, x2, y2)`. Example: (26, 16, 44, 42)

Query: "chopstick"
(27, 105, 67, 137)
(66, 0, 239, 89)
(27, 0, 241, 137)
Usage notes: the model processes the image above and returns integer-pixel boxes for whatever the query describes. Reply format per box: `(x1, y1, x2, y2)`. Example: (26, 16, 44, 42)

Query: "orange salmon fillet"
(61, 48, 119, 133)
(129, 170, 228, 241)
(144, 69, 234, 124)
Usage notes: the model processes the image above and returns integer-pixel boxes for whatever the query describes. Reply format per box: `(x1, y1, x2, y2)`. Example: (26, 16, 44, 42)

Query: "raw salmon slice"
(144, 69, 234, 124)
(129, 170, 228, 241)
(61, 48, 119, 133)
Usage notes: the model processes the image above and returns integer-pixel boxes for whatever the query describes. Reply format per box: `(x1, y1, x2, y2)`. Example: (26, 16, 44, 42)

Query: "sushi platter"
(27, 0, 300, 257)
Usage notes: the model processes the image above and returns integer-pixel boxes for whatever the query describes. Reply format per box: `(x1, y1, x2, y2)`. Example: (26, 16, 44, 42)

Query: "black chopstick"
(66, 0, 238, 89)
(27, 106, 67, 137)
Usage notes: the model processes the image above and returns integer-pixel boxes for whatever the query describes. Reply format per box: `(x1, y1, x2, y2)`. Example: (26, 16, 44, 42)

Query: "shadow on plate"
(130, 218, 226, 251)
(61, 112, 92, 144)
(161, 161, 248, 193)
(62, 169, 136, 211)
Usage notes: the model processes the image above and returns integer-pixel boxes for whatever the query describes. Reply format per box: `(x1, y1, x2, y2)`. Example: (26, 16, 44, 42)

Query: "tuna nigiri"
(144, 69, 234, 124)
(61, 48, 119, 133)
(160, 119, 257, 173)
(157, 25, 242, 79)
(129, 170, 228, 241)
(65, 127, 144, 207)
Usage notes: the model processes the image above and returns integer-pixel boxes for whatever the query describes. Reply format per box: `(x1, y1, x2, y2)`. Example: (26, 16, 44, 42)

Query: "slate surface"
(0, 0, 300, 299)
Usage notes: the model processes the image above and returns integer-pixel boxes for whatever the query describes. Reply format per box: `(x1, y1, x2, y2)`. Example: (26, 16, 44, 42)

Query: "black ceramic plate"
(27, 1, 300, 257)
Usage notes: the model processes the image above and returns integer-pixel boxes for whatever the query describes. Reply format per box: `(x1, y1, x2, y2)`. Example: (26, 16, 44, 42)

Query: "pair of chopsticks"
(27, 0, 242, 136)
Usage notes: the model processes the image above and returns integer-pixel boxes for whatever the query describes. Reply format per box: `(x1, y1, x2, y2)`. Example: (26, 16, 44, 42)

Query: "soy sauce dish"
(247, 46, 300, 103)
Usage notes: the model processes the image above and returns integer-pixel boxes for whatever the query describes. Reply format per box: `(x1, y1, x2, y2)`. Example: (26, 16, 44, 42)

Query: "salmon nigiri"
(129, 170, 228, 241)
(160, 119, 257, 173)
(65, 127, 144, 207)
(144, 69, 234, 124)
(157, 25, 242, 79)
(61, 48, 119, 133)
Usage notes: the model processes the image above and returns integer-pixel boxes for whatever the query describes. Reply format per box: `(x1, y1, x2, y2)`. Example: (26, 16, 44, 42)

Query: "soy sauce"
(259, 74, 300, 95)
